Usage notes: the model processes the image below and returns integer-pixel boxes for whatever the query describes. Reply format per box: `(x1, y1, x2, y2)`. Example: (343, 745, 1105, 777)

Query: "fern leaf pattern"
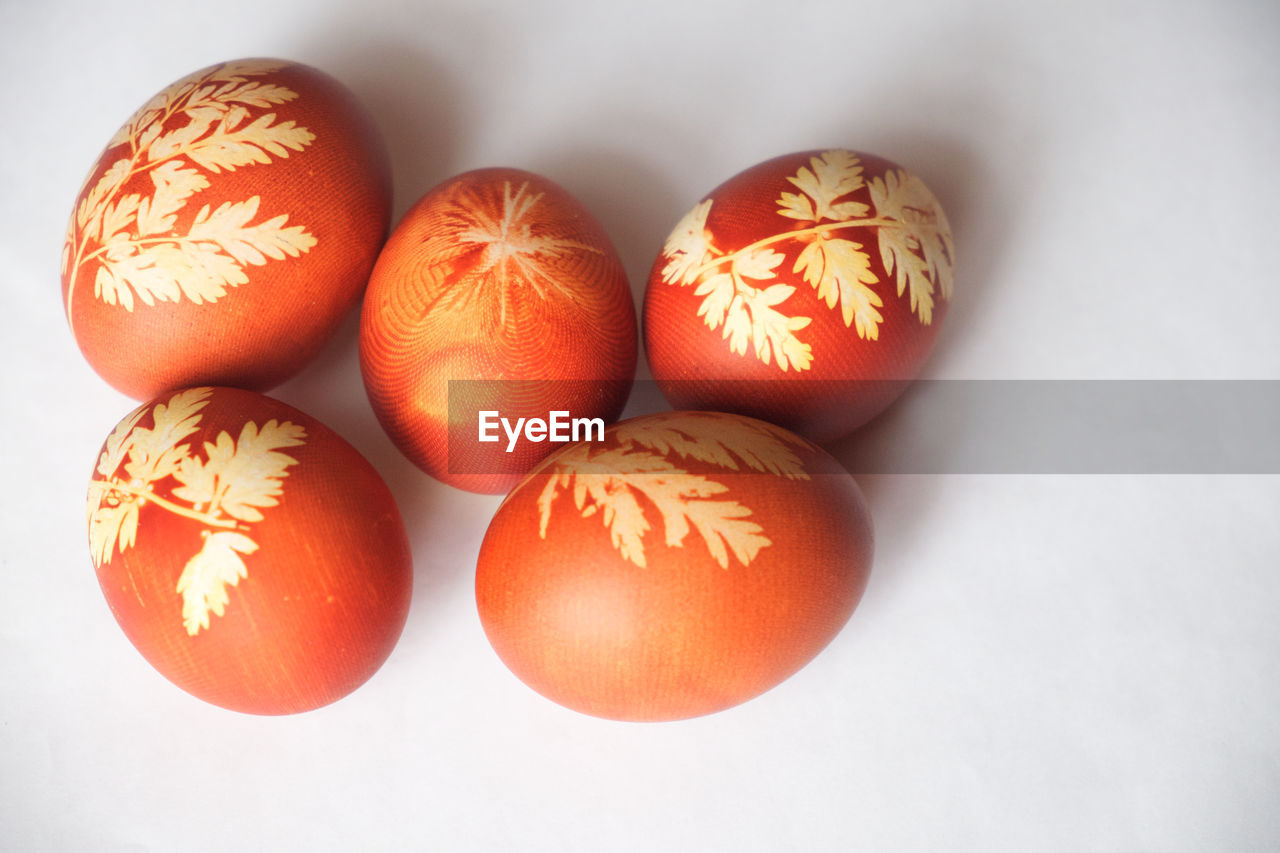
(535, 413, 812, 569)
(176, 532, 258, 635)
(656, 150, 954, 370)
(86, 388, 306, 636)
(867, 168, 955, 324)
(64, 60, 317, 326)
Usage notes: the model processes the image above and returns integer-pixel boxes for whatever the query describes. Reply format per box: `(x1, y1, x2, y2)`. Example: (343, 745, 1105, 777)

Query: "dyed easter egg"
(360, 168, 637, 494)
(86, 386, 412, 714)
(62, 58, 391, 399)
(475, 410, 873, 721)
(644, 149, 954, 443)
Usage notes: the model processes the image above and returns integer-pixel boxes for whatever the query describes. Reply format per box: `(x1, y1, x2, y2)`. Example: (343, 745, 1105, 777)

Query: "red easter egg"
(360, 168, 637, 495)
(86, 387, 412, 714)
(644, 149, 955, 443)
(62, 58, 391, 399)
(475, 410, 873, 721)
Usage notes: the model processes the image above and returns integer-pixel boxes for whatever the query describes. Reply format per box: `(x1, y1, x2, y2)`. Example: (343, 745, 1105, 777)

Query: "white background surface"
(3, 0, 1278, 850)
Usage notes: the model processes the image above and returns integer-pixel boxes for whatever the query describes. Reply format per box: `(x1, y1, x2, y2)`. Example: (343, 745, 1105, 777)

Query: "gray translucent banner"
(447, 380, 1280, 474)
(828, 380, 1279, 474)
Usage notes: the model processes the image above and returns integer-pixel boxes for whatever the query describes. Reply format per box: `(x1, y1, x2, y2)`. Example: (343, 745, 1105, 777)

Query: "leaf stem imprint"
(88, 479, 242, 531)
(686, 217, 900, 283)
(77, 224, 296, 268)
(64, 63, 312, 336)
(67, 78, 206, 331)
(66, 145, 147, 337)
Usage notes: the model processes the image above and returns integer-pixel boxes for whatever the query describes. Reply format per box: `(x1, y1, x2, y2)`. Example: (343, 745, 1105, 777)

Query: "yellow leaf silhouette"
(64, 60, 316, 331)
(691, 248, 813, 372)
(537, 450, 659, 566)
(537, 447, 770, 569)
(88, 500, 139, 569)
(88, 390, 210, 567)
(76, 158, 132, 234)
(95, 406, 148, 479)
(122, 387, 211, 483)
(614, 411, 812, 478)
(725, 282, 813, 371)
(94, 196, 315, 310)
(189, 197, 316, 265)
(657, 480, 769, 569)
(867, 168, 955, 324)
(694, 271, 735, 331)
(793, 236, 883, 338)
(99, 194, 143, 245)
(86, 388, 306, 635)
(660, 198, 714, 286)
(206, 60, 289, 83)
(777, 149, 869, 223)
(181, 110, 314, 174)
(535, 413, 810, 568)
(176, 531, 258, 635)
(172, 418, 305, 522)
(656, 150, 953, 371)
(135, 163, 208, 236)
(205, 79, 299, 109)
(735, 247, 786, 281)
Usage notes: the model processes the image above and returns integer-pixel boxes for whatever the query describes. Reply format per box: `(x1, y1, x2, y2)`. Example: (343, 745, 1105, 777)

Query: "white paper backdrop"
(2, 1, 1277, 849)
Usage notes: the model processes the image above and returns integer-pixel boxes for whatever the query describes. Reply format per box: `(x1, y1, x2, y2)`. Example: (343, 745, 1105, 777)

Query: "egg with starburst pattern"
(360, 168, 637, 494)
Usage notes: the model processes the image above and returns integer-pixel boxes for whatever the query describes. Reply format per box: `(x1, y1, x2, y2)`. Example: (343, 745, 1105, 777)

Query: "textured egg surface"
(87, 386, 412, 714)
(475, 410, 873, 721)
(644, 149, 954, 443)
(62, 58, 391, 399)
(360, 168, 637, 494)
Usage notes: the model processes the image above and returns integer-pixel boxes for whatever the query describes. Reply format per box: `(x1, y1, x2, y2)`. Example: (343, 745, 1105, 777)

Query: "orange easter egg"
(475, 410, 873, 721)
(644, 149, 954, 443)
(360, 168, 637, 494)
(62, 58, 391, 399)
(87, 386, 412, 714)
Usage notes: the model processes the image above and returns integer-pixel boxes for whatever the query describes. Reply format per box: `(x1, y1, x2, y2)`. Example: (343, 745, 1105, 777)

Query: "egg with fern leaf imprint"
(62, 58, 391, 400)
(86, 386, 412, 715)
(475, 410, 874, 722)
(644, 149, 955, 443)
